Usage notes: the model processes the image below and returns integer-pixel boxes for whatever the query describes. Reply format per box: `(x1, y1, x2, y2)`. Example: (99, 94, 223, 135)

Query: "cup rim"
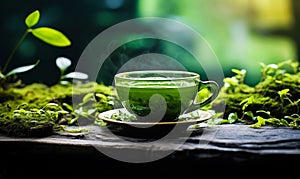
(114, 70, 200, 81)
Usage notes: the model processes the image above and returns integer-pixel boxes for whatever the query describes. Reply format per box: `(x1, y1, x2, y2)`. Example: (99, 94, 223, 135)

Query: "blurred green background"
(0, 0, 298, 86)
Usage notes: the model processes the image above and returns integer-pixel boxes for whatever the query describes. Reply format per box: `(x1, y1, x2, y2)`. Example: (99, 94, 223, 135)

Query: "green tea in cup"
(114, 70, 219, 123)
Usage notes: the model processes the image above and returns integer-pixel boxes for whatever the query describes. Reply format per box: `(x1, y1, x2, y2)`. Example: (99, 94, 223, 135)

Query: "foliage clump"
(0, 9, 114, 137)
(0, 82, 116, 137)
(211, 60, 300, 129)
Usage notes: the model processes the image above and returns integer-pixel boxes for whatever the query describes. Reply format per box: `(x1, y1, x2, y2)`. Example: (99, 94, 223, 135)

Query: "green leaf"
(278, 89, 290, 98)
(25, 10, 40, 28)
(43, 103, 63, 111)
(256, 110, 271, 117)
(228, 112, 238, 123)
(6, 60, 39, 76)
(62, 103, 74, 112)
(249, 116, 266, 128)
(240, 96, 254, 111)
(232, 69, 246, 75)
(82, 93, 95, 103)
(244, 111, 254, 119)
(257, 116, 266, 125)
(0, 72, 5, 79)
(31, 27, 71, 47)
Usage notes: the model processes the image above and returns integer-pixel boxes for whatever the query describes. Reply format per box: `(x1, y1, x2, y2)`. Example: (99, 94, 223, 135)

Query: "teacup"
(114, 70, 219, 123)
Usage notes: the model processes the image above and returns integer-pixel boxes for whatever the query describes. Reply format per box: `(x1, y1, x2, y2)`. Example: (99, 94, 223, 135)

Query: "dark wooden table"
(1, 124, 300, 178)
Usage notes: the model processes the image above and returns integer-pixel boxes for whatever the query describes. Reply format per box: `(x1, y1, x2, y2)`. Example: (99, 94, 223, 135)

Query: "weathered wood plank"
(1, 124, 300, 178)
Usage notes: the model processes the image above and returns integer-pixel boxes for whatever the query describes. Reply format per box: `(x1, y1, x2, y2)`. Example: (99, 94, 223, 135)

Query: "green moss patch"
(211, 60, 300, 129)
(0, 82, 116, 137)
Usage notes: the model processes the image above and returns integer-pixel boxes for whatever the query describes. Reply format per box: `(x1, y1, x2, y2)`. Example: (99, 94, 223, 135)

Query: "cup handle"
(184, 80, 220, 113)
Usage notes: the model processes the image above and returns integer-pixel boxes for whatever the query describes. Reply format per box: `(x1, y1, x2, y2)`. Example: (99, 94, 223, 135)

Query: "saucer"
(96, 108, 212, 138)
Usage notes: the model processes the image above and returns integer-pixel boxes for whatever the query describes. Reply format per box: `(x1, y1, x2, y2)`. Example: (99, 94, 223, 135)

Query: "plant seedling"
(55, 57, 88, 85)
(0, 9, 71, 89)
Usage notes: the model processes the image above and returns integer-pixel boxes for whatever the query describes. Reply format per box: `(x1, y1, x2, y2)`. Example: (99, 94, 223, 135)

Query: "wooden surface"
(1, 124, 300, 178)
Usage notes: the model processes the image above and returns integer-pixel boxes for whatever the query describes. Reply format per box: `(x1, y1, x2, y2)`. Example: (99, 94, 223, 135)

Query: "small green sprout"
(278, 89, 292, 103)
(55, 57, 88, 85)
(1, 9, 71, 89)
(25, 10, 71, 47)
(249, 116, 266, 128)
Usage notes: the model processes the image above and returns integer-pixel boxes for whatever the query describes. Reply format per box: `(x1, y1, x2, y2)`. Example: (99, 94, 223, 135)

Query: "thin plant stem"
(2, 29, 30, 73)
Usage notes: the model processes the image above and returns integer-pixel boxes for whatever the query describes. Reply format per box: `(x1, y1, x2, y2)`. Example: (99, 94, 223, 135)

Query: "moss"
(0, 82, 115, 137)
(211, 61, 300, 128)
(0, 112, 55, 137)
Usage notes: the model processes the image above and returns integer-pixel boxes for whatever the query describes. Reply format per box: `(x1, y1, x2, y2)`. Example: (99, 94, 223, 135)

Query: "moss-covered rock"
(0, 82, 115, 137)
